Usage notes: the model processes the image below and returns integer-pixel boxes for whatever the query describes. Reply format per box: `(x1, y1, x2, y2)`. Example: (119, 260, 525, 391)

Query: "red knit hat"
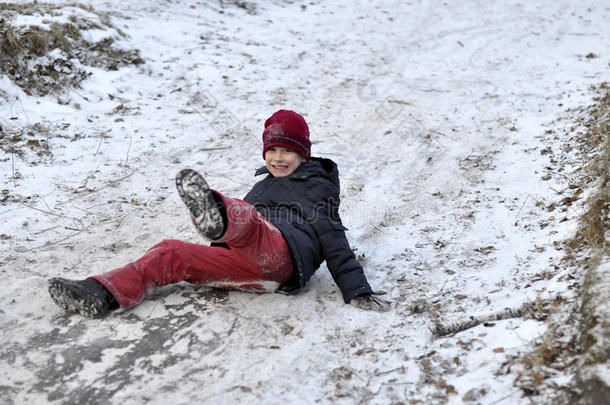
(262, 110, 311, 159)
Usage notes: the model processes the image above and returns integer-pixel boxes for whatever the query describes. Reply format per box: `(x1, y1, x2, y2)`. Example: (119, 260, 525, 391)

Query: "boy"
(48, 110, 390, 318)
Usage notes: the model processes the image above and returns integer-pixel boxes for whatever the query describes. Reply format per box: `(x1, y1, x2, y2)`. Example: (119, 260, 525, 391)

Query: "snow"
(1, 0, 609, 403)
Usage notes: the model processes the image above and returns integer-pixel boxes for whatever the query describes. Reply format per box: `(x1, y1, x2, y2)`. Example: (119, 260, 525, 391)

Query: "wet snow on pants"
(91, 192, 294, 308)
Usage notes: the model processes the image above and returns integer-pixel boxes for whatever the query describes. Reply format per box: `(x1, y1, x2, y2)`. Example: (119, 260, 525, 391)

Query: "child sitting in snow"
(48, 110, 390, 318)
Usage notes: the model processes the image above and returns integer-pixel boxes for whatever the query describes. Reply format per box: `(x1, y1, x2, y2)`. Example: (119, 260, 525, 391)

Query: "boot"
(175, 168, 225, 240)
(48, 277, 119, 318)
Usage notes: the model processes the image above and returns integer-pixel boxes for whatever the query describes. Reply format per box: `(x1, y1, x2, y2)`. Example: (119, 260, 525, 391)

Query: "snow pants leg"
(90, 192, 294, 309)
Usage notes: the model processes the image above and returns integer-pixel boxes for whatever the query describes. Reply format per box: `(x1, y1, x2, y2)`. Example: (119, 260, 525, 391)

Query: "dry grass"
(509, 83, 610, 403)
(561, 85, 610, 402)
(0, 122, 53, 163)
(0, 2, 143, 96)
(578, 85, 610, 253)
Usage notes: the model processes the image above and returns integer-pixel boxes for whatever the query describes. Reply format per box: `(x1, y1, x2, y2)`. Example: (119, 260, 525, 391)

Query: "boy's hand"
(350, 293, 391, 312)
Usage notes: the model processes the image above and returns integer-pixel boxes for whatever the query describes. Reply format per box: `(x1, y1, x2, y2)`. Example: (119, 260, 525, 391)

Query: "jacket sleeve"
(307, 182, 373, 303)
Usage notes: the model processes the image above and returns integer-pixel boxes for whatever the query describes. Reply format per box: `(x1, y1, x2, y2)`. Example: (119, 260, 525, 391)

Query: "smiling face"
(264, 147, 307, 178)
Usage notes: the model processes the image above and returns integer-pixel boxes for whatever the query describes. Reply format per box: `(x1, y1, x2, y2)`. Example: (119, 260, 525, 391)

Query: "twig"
(11, 151, 16, 187)
(33, 225, 60, 235)
(19, 222, 92, 252)
(20, 201, 83, 223)
(52, 223, 92, 246)
(198, 146, 232, 152)
(41, 196, 52, 212)
(64, 167, 139, 203)
(431, 299, 552, 337)
(375, 366, 406, 377)
(146, 301, 160, 319)
(124, 134, 132, 168)
(513, 195, 531, 223)
(93, 135, 103, 157)
(105, 167, 139, 187)
(0, 207, 18, 215)
(68, 258, 83, 272)
(226, 317, 239, 337)
(428, 278, 451, 300)
(17, 96, 30, 124)
(429, 129, 446, 137)
(387, 99, 414, 106)
(72, 205, 112, 220)
(93, 130, 111, 157)
(421, 88, 450, 93)
(359, 381, 413, 404)
(488, 388, 522, 404)
(69, 87, 89, 101)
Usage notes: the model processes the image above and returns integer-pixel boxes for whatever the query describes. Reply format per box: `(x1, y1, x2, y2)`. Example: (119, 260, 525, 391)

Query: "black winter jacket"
(243, 157, 373, 303)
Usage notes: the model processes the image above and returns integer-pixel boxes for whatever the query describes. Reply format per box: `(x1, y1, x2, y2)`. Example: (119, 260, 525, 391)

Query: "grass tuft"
(0, 2, 144, 96)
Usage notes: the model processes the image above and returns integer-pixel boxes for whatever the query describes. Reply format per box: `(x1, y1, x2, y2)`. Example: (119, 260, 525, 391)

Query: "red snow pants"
(90, 192, 294, 308)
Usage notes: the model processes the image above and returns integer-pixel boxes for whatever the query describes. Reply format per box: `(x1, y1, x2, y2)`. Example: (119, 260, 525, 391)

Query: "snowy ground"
(1, 0, 609, 403)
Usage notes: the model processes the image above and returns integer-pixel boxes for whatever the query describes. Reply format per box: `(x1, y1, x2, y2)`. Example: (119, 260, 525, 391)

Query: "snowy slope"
(1, 0, 609, 403)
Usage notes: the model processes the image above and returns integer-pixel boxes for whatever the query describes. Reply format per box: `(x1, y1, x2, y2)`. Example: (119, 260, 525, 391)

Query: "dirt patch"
(0, 121, 53, 167)
(0, 2, 144, 96)
(219, 0, 257, 14)
(0, 119, 80, 167)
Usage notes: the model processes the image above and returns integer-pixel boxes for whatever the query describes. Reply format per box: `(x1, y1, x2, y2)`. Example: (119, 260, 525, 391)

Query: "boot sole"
(48, 278, 109, 319)
(175, 168, 224, 240)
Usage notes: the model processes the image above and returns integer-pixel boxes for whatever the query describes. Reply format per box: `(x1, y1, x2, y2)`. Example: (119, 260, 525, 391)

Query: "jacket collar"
(254, 158, 338, 184)
(254, 165, 315, 179)
(255, 166, 270, 176)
